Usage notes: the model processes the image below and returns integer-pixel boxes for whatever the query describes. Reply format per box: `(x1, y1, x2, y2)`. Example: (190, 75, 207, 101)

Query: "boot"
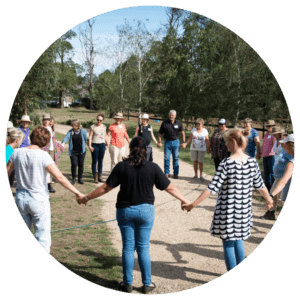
(260, 210, 275, 220)
(93, 173, 98, 183)
(48, 183, 56, 193)
(98, 173, 103, 182)
(78, 178, 84, 184)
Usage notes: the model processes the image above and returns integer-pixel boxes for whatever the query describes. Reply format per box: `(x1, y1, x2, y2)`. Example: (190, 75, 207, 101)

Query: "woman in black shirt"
(77, 137, 188, 293)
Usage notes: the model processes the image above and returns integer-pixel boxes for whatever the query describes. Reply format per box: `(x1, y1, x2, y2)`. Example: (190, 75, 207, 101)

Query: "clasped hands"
(181, 199, 195, 212)
(76, 193, 88, 205)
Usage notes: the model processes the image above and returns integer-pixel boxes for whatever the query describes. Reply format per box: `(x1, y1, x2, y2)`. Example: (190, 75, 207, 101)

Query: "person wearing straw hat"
(260, 120, 276, 191)
(271, 125, 286, 156)
(18, 115, 32, 148)
(133, 113, 158, 162)
(243, 118, 261, 159)
(107, 112, 130, 171)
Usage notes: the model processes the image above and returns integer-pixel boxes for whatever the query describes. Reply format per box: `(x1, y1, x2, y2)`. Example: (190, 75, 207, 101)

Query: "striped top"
(207, 157, 264, 241)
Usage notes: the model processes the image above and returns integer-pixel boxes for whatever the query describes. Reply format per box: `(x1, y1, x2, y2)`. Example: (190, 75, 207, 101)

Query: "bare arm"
(77, 183, 113, 205)
(88, 129, 94, 151)
(7, 161, 14, 177)
(258, 186, 274, 210)
(180, 131, 186, 143)
(271, 162, 293, 197)
(157, 133, 163, 148)
(106, 130, 111, 145)
(165, 183, 189, 206)
(182, 189, 211, 211)
(150, 126, 158, 144)
(254, 137, 261, 159)
(133, 126, 139, 138)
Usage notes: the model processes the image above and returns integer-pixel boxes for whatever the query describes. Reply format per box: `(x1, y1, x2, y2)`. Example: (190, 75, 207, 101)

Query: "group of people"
(6, 110, 294, 294)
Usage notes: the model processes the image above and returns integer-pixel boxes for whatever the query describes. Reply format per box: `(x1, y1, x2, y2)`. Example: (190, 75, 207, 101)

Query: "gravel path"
(55, 123, 275, 294)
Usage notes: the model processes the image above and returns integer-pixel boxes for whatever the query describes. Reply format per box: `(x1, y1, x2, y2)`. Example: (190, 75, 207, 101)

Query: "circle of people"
(6, 110, 294, 294)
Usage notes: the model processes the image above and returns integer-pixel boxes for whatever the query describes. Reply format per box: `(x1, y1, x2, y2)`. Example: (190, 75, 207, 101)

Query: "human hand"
(181, 199, 189, 211)
(106, 145, 109, 150)
(266, 199, 273, 211)
(182, 203, 195, 212)
(76, 193, 88, 205)
(89, 147, 94, 153)
(256, 154, 261, 160)
(157, 142, 162, 148)
(181, 143, 186, 149)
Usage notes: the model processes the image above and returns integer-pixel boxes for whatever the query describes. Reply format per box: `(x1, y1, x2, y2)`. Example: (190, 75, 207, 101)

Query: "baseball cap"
(218, 118, 227, 125)
(279, 134, 294, 143)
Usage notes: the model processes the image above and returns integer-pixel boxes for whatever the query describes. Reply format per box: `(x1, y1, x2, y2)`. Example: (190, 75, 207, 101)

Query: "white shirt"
(10, 148, 54, 201)
(45, 126, 54, 151)
(273, 140, 283, 156)
(190, 128, 208, 151)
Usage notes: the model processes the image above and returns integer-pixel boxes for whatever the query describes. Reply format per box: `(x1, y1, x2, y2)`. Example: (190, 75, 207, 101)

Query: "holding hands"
(157, 142, 162, 148)
(76, 193, 88, 205)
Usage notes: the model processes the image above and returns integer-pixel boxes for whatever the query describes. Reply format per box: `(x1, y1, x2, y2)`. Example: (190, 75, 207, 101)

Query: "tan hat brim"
(18, 120, 32, 123)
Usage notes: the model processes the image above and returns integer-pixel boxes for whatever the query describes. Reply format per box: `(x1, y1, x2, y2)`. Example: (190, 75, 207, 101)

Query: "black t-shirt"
(106, 160, 171, 208)
(158, 119, 184, 141)
(138, 124, 151, 146)
(72, 131, 82, 155)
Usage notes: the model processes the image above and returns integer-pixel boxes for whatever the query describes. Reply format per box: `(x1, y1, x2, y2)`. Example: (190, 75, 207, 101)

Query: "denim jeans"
(15, 189, 51, 253)
(164, 139, 180, 175)
(222, 240, 245, 271)
(117, 203, 155, 286)
(91, 143, 106, 174)
(263, 155, 275, 191)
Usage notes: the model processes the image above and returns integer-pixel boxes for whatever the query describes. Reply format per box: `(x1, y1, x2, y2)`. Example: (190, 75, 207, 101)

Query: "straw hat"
(113, 112, 125, 120)
(270, 125, 285, 135)
(141, 113, 149, 119)
(42, 113, 51, 120)
(243, 118, 252, 124)
(18, 115, 32, 123)
(266, 120, 275, 126)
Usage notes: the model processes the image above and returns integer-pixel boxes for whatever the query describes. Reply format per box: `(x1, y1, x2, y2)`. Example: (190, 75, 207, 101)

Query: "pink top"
(261, 132, 276, 157)
(109, 123, 129, 148)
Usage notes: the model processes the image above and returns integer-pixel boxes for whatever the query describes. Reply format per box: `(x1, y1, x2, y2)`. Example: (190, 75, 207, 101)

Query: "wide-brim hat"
(266, 120, 275, 126)
(17, 115, 32, 123)
(113, 112, 125, 120)
(42, 113, 51, 120)
(243, 118, 252, 124)
(280, 134, 294, 143)
(141, 113, 149, 119)
(270, 125, 285, 135)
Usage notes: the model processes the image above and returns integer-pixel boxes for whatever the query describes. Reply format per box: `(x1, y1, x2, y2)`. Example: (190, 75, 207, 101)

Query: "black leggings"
(70, 152, 86, 179)
(214, 158, 221, 171)
(9, 169, 15, 187)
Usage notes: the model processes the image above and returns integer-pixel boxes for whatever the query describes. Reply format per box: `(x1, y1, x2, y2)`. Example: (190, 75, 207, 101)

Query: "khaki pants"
(269, 177, 283, 211)
(109, 144, 126, 171)
(47, 150, 55, 183)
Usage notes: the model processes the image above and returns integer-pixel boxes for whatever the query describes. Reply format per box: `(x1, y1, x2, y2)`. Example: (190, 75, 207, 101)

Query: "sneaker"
(143, 282, 156, 294)
(260, 210, 275, 220)
(118, 281, 132, 293)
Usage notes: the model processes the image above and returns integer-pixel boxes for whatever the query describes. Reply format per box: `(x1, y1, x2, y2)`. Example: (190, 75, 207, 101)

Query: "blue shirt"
(281, 156, 294, 201)
(273, 150, 293, 179)
(245, 128, 259, 158)
(62, 129, 88, 156)
(19, 126, 30, 148)
(6, 145, 14, 163)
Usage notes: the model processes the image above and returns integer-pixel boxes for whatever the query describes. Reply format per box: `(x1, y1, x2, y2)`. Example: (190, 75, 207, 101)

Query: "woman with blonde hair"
(6, 128, 25, 187)
(62, 119, 88, 184)
(183, 128, 273, 271)
(182, 118, 209, 179)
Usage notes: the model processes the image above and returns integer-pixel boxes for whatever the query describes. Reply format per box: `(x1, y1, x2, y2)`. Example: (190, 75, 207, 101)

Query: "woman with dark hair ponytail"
(76, 136, 189, 294)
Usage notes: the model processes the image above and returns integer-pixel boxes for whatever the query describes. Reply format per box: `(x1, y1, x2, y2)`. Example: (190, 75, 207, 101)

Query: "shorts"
(191, 150, 206, 163)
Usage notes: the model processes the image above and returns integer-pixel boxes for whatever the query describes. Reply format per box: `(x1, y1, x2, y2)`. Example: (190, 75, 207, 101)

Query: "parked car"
(71, 99, 84, 107)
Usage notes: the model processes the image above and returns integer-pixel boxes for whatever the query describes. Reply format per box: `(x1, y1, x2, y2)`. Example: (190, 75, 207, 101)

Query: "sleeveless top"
(138, 124, 151, 146)
(91, 124, 106, 144)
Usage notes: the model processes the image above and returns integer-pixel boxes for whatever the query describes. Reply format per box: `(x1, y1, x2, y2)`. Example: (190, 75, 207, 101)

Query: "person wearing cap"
(18, 115, 32, 148)
(157, 110, 185, 179)
(41, 114, 56, 193)
(88, 113, 108, 183)
(133, 113, 158, 162)
(7, 121, 14, 129)
(260, 120, 276, 191)
(243, 118, 261, 160)
(61, 119, 89, 185)
(182, 118, 209, 179)
(76, 136, 189, 294)
(208, 118, 230, 170)
(107, 112, 130, 171)
(261, 134, 294, 220)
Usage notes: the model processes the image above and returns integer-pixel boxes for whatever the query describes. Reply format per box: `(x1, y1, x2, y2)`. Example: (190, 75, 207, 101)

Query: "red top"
(109, 123, 129, 148)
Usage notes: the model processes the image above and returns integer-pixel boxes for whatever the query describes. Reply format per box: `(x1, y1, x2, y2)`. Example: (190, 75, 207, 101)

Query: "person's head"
(125, 136, 147, 167)
(71, 119, 81, 131)
(18, 115, 32, 129)
(196, 118, 204, 128)
(223, 128, 248, 153)
(218, 118, 227, 131)
(113, 112, 124, 124)
(280, 134, 294, 155)
(169, 110, 176, 121)
(30, 126, 51, 148)
(50, 117, 55, 127)
(96, 113, 105, 125)
(270, 126, 285, 141)
(6, 128, 25, 148)
(243, 118, 252, 130)
(141, 113, 149, 126)
(42, 114, 51, 127)
(265, 120, 275, 133)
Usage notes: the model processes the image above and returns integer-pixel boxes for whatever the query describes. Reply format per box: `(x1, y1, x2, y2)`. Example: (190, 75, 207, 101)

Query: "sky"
(69, 6, 175, 74)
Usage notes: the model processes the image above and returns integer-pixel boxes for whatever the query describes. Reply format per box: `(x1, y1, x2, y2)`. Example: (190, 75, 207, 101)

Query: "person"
(133, 113, 158, 162)
(76, 137, 189, 293)
(88, 113, 108, 183)
(7, 126, 84, 253)
(18, 115, 32, 148)
(208, 118, 230, 171)
(107, 112, 130, 171)
(6, 128, 25, 187)
(243, 118, 261, 159)
(157, 110, 185, 179)
(182, 118, 209, 179)
(272, 126, 286, 156)
(260, 120, 276, 191)
(260, 133, 294, 220)
(61, 119, 88, 185)
(183, 128, 273, 271)
(41, 114, 56, 193)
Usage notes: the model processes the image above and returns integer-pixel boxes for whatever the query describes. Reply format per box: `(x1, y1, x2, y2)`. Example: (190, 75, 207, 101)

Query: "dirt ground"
(55, 123, 276, 294)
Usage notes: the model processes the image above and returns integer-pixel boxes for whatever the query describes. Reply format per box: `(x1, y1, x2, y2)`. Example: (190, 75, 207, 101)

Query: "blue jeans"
(222, 240, 245, 271)
(263, 156, 275, 191)
(15, 189, 51, 253)
(164, 139, 180, 175)
(91, 143, 106, 174)
(117, 204, 154, 286)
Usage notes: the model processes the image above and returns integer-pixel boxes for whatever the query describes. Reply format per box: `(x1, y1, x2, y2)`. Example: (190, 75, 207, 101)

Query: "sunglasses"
(97, 119, 103, 122)
(266, 125, 272, 127)
(196, 123, 202, 125)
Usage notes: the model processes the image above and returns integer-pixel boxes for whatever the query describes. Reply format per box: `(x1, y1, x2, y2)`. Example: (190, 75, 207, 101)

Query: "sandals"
(143, 282, 156, 294)
(118, 281, 132, 293)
